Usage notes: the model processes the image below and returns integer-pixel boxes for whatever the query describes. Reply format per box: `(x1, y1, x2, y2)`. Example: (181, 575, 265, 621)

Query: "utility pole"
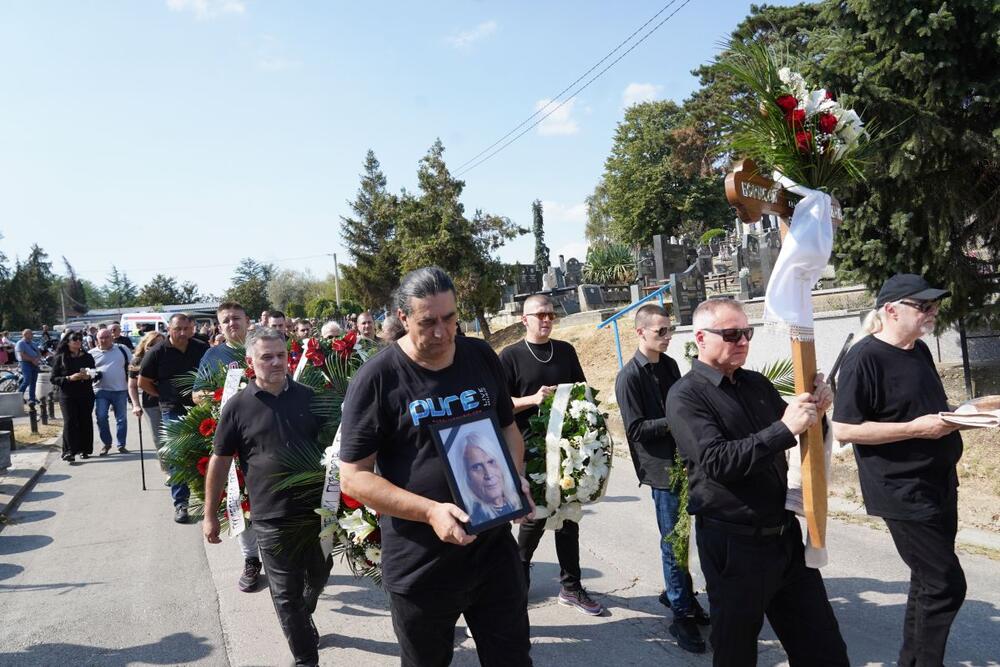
(60, 290, 67, 324)
(328, 253, 342, 307)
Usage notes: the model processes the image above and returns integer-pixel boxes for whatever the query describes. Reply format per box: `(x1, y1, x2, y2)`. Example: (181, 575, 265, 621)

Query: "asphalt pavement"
(2, 413, 999, 666)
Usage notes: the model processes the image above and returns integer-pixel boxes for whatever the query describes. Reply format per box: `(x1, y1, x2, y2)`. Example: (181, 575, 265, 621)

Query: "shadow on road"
(0, 562, 24, 580)
(36, 474, 71, 483)
(19, 490, 62, 502)
(3, 509, 55, 525)
(0, 632, 215, 666)
(0, 534, 53, 555)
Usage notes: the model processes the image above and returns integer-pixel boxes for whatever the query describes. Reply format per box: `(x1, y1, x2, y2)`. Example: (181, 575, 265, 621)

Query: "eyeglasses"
(525, 312, 557, 321)
(69, 336, 83, 342)
(703, 327, 754, 343)
(899, 300, 939, 314)
(648, 326, 675, 338)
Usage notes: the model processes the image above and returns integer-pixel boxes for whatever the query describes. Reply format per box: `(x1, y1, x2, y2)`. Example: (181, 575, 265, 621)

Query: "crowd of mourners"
(12, 267, 970, 667)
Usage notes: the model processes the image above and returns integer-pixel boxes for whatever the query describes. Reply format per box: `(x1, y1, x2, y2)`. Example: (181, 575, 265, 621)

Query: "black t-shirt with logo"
(338, 336, 516, 594)
(833, 336, 963, 521)
(498, 338, 586, 439)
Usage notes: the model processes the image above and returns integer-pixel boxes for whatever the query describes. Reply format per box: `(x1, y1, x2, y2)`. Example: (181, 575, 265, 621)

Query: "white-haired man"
(833, 274, 964, 667)
(666, 298, 848, 667)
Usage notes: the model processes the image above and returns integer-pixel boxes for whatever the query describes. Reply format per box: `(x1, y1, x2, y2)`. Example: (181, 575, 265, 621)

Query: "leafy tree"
(178, 281, 204, 303)
(103, 265, 139, 309)
(138, 274, 183, 306)
(396, 140, 526, 341)
(7, 245, 60, 326)
(267, 269, 321, 312)
(585, 179, 612, 243)
(531, 200, 550, 272)
(286, 302, 305, 318)
(341, 150, 400, 311)
(225, 258, 274, 319)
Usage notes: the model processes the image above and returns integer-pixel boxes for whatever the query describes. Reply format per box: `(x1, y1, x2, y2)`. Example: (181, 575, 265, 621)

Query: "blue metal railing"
(597, 283, 671, 369)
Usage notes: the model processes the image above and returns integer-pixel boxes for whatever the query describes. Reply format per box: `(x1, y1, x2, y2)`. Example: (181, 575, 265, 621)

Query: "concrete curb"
(0, 437, 59, 521)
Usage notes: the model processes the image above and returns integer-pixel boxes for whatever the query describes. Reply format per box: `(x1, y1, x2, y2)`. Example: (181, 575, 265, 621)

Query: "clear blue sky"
(0, 0, 795, 297)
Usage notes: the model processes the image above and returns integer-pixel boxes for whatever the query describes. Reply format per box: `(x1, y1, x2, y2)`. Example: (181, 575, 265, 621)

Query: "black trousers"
(696, 514, 849, 667)
(254, 517, 333, 667)
(884, 505, 967, 667)
(60, 393, 94, 457)
(517, 517, 581, 590)
(387, 531, 532, 667)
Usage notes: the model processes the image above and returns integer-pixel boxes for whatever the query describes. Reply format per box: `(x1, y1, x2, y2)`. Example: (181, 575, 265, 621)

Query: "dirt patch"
(13, 422, 62, 446)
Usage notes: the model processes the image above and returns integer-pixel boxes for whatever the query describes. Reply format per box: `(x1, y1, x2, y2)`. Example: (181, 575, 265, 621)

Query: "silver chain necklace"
(524, 338, 554, 363)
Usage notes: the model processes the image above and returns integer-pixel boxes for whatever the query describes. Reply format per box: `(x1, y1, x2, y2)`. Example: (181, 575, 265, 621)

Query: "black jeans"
(884, 505, 967, 667)
(254, 517, 333, 667)
(696, 514, 849, 667)
(517, 517, 581, 591)
(387, 531, 532, 667)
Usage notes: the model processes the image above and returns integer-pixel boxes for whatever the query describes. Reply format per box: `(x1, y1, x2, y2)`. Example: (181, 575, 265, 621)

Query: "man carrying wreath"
(666, 298, 848, 667)
(338, 266, 534, 667)
(498, 294, 605, 616)
(614, 303, 707, 653)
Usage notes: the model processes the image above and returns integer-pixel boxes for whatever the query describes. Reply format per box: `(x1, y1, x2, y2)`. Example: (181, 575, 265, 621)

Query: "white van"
(120, 312, 171, 340)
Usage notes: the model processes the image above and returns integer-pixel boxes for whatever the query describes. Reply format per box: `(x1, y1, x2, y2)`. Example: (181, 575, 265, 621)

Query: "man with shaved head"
(498, 294, 604, 616)
(666, 298, 848, 666)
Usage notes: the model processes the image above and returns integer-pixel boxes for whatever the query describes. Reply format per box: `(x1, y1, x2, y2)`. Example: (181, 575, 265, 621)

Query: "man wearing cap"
(833, 274, 965, 667)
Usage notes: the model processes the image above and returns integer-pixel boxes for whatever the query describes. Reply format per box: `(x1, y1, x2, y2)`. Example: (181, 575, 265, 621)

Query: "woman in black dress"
(50, 332, 98, 462)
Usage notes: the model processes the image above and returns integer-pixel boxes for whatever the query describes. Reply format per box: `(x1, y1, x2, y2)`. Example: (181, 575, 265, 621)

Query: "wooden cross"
(724, 158, 840, 548)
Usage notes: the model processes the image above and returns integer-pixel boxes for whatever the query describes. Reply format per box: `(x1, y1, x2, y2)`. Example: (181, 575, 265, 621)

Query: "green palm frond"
(755, 358, 796, 396)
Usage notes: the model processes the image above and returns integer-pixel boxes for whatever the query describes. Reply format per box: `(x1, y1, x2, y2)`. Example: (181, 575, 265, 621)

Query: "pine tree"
(104, 265, 139, 309)
(532, 200, 550, 272)
(62, 257, 89, 315)
(224, 258, 274, 318)
(138, 274, 183, 306)
(7, 245, 59, 326)
(340, 150, 400, 310)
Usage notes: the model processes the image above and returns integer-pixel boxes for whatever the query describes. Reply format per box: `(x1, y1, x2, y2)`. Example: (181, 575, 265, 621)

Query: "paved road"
(2, 413, 998, 666)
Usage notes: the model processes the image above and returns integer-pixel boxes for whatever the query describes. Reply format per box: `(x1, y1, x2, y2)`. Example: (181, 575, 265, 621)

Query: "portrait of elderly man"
(449, 430, 522, 527)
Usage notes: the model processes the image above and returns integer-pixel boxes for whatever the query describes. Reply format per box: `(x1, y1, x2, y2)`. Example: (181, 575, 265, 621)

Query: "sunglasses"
(69, 336, 83, 341)
(525, 312, 557, 321)
(647, 326, 675, 338)
(703, 327, 754, 343)
(899, 300, 938, 314)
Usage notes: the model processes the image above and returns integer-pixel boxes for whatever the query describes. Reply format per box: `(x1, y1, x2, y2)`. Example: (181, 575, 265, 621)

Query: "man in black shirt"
(833, 274, 965, 667)
(666, 298, 848, 667)
(204, 327, 330, 667)
(110, 322, 134, 350)
(614, 303, 705, 653)
(138, 313, 209, 523)
(498, 294, 603, 616)
(339, 267, 534, 667)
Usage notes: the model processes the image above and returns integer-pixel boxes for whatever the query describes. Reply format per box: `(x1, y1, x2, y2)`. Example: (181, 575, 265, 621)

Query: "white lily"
(338, 509, 376, 544)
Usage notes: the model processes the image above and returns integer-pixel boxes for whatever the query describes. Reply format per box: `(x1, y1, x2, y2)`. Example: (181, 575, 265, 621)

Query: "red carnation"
(196, 456, 211, 476)
(198, 418, 217, 437)
(775, 94, 797, 113)
(341, 493, 362, 510)
(784, 108, 806, 130)
(212, 387, 224, 402)
(795, 130, 813, 153)
(817, 112, 837, 135)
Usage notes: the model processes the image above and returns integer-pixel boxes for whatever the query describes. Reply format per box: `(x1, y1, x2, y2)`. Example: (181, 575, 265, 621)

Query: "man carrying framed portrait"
(338, 267, 535, 667)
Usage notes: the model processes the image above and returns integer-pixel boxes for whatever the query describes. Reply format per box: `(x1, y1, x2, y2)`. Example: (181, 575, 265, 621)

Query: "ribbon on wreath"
(319, 426, 343, 559)
(219, 368, 247, 537)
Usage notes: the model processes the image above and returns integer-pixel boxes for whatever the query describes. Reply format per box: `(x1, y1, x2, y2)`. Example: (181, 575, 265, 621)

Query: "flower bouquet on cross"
(524, 383, 613, 530)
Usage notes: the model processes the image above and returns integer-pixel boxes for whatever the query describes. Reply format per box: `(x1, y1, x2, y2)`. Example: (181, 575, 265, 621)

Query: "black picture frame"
(429, 411, 529, 535)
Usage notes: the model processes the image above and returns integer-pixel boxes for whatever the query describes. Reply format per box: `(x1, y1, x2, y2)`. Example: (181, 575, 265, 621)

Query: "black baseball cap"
(876, 274, 950, 308)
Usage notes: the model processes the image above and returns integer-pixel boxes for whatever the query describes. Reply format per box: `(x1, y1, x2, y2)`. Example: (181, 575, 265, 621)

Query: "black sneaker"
(98, 446, 111, 457)
(239, 558, 262, 592)
(669, 617, 706, 654)
(80, 453, 90, 459)
(689, 595, 710, 626)
(558, 587, 604, 616)
(174, 506, 189, 523)
(118, 446, 129, 454)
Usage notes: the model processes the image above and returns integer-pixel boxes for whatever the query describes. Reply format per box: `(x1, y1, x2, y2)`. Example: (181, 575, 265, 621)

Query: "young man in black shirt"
(498, 294, 604, 616)
(138, 313, 209, 523)
(614, 304, 706, 653)
(203, 327, 330, 667)
(339, 267, 534, 667)
(666, 298, 848, 667)
(833, 274, 965, 667)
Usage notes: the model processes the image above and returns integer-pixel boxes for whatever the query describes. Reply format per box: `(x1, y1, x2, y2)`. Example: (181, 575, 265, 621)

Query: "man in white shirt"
(90, 328, 133, 455)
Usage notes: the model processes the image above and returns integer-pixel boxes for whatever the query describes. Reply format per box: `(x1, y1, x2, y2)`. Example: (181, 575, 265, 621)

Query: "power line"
(456, 0, 696, 177)
(453, 0, 684, 173)
(73, 254, 333, 277)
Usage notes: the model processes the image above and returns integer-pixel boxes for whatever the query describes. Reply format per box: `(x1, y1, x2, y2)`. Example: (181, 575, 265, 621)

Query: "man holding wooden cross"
(667, 298, 849, 667)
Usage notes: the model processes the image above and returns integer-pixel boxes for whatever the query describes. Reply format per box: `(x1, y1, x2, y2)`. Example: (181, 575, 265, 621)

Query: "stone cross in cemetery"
(725, 158, 842, 548)
(669, 263, 707, 326)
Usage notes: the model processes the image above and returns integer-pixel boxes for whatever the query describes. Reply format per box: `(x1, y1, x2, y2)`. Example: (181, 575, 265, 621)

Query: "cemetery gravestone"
(669, 264, 707, 326)
(653, 235, 690, 282)
(577, 284, 607, 312)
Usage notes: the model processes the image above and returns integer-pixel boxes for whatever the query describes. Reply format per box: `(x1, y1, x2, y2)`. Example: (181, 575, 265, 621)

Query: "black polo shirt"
(615, 349, 682, 489)
(666, 358, 796, 527)
(833, 336, 962, 521)
(138, 337, 208, 415)
(213, 379, 322, 521)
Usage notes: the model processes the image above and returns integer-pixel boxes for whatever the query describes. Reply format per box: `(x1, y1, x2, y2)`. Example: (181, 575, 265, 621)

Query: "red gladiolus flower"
(198, 418, 217, 437)
(196, 456, 211, 476)
(775, 94, 797, 113)
(817, 112, 837, 135)
(785, 108, 805, 130)
(244, 365, 256, 379)
(212, 387, 224, 402)
(290, 340, 302, 354)
(795, 131, 812, 153)
(341, 493, 362, 510)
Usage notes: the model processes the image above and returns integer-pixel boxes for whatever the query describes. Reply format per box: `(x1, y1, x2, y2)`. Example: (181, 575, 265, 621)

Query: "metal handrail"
(597, 282, 671, 369)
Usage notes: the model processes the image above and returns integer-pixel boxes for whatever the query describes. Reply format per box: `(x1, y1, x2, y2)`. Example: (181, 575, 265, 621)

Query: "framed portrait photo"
(430, 412, 529, 534)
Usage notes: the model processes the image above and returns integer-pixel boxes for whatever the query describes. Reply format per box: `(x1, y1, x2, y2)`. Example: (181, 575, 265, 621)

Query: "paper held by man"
(939, 395, 1000, 428)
